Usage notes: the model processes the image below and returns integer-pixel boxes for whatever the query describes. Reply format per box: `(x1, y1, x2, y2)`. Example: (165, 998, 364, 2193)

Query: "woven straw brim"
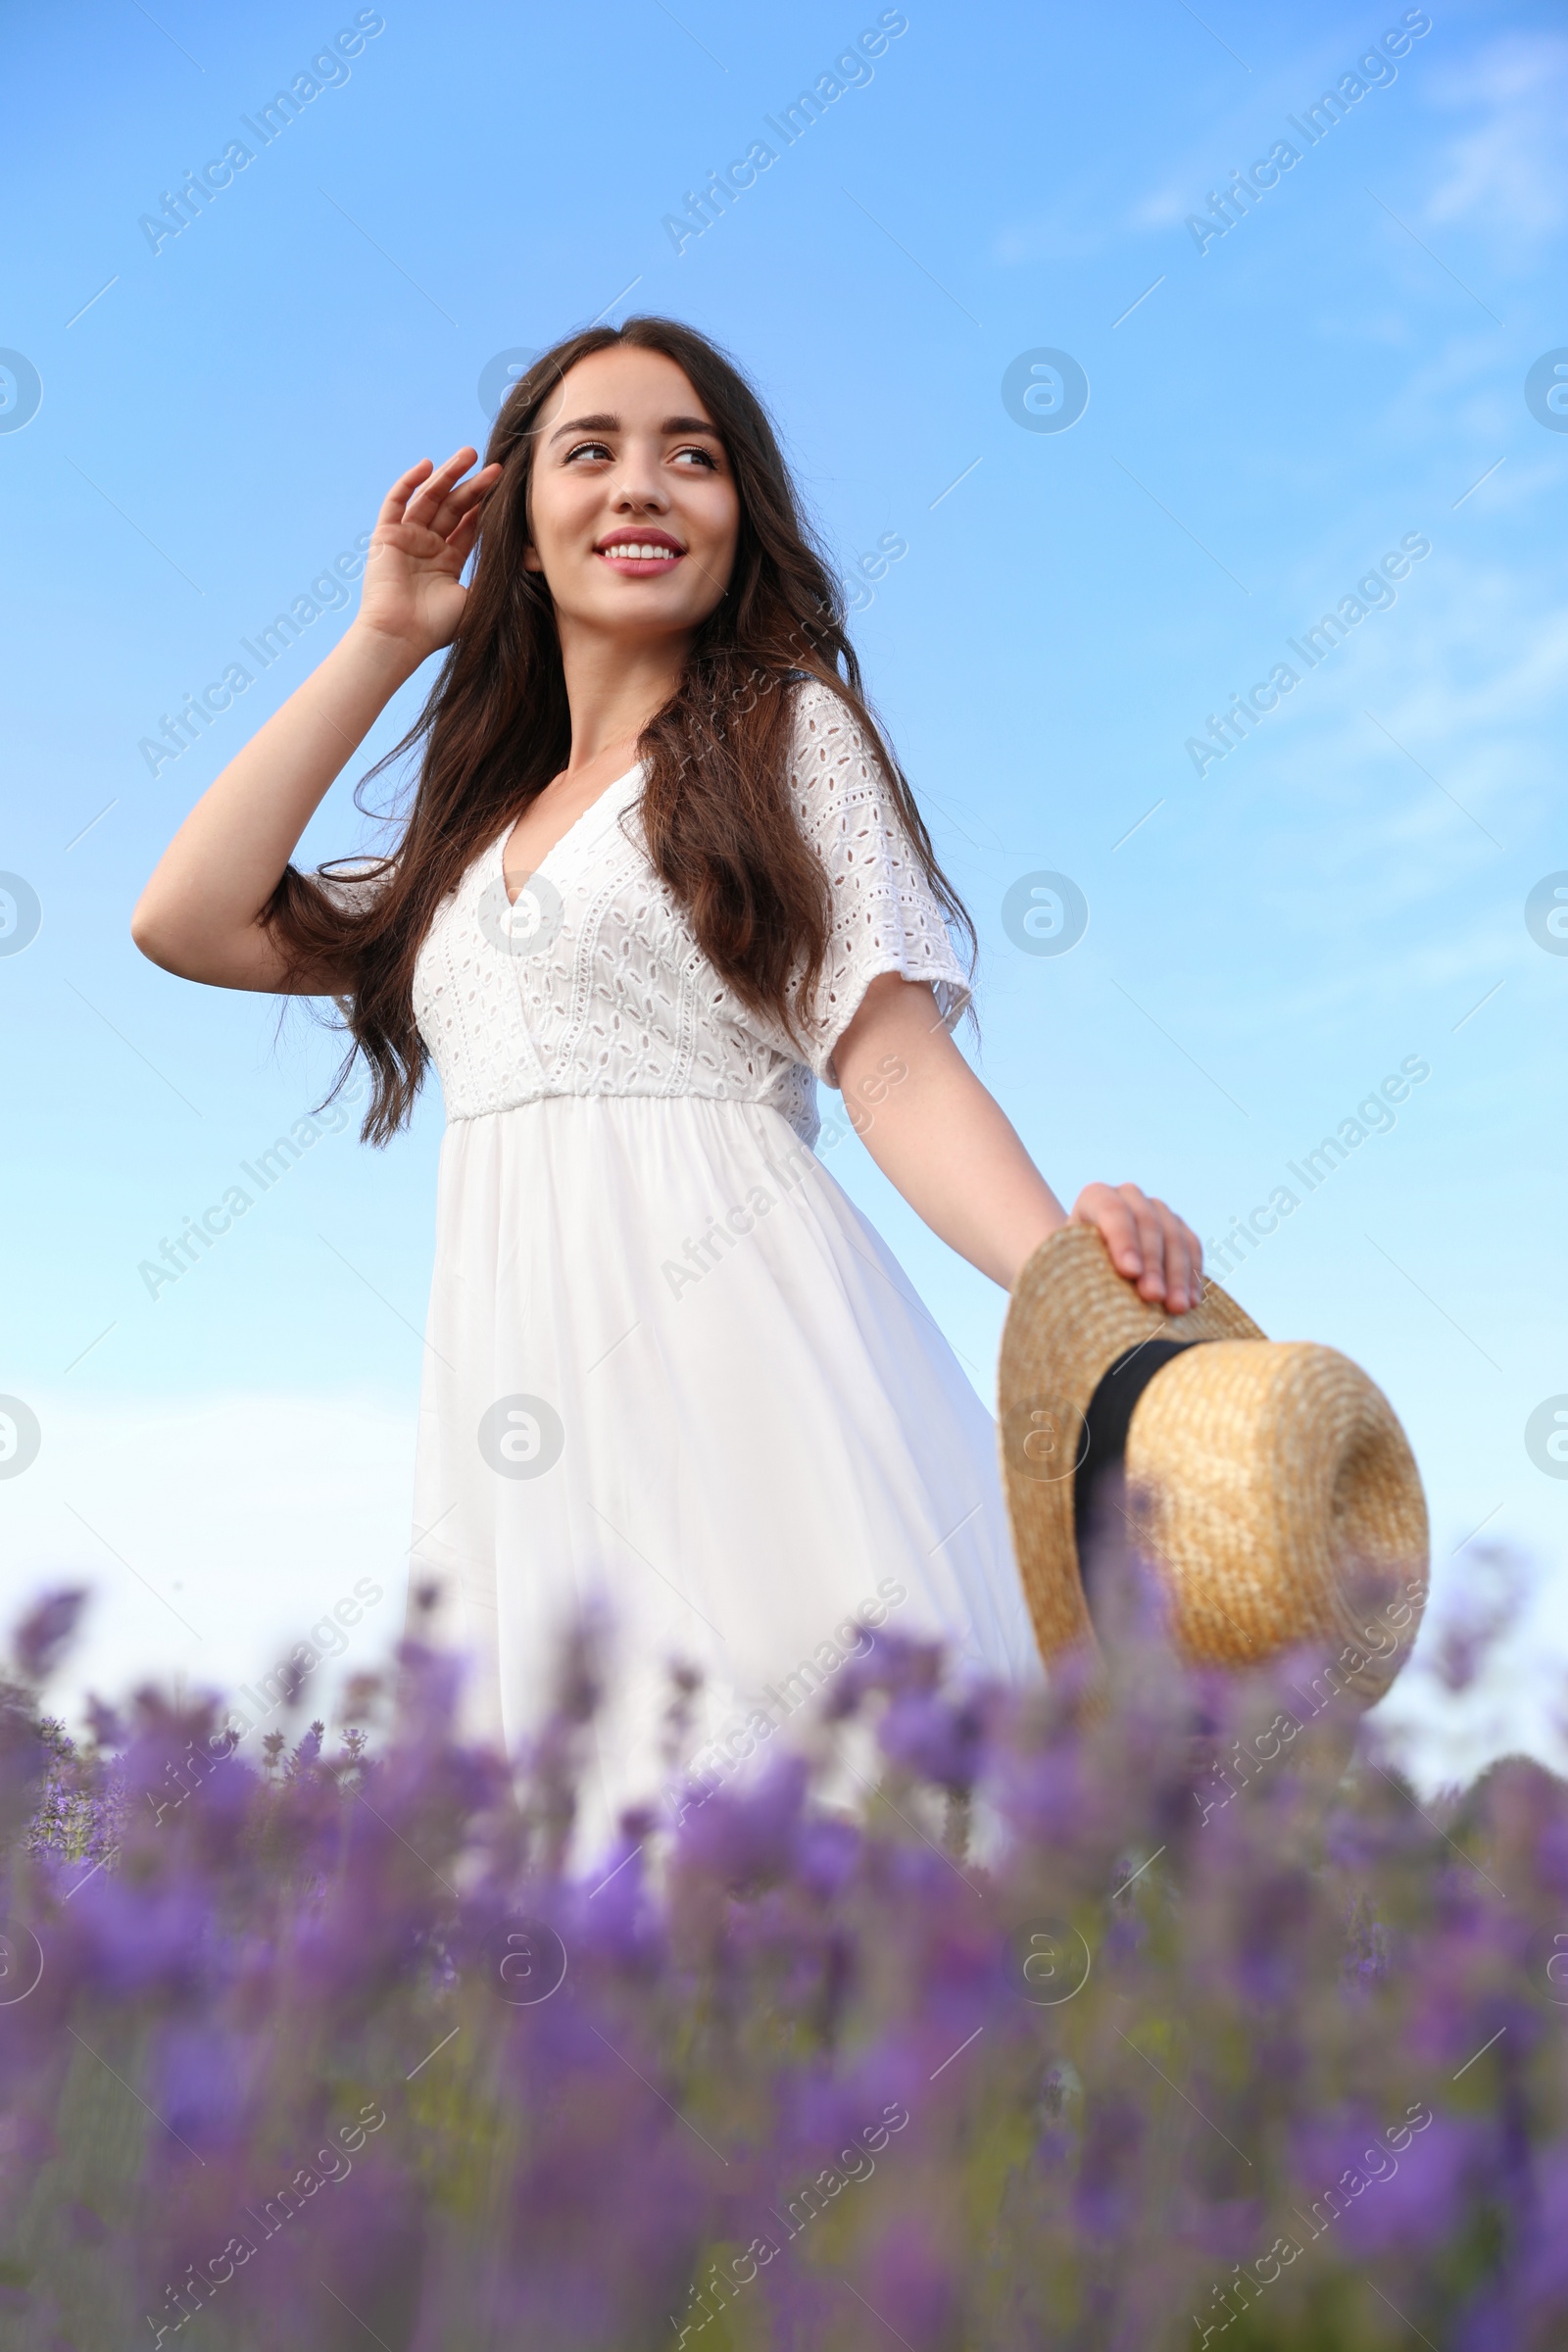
(999, 1225, 1263, 1667)
(1129, 1339, 1428, 1694)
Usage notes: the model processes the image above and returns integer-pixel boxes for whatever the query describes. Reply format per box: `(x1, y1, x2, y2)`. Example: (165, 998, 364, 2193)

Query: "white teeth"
(603, 543, 679, 559)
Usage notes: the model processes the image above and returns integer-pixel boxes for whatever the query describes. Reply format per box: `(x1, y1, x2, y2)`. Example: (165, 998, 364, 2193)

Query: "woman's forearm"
(834, 973, 1205, 1307)
(130, 620, 420, 991)
(831, 974, 1066, 1288)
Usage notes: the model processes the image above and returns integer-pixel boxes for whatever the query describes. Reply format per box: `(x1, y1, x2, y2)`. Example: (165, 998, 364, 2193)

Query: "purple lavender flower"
(0, 1567, 1559, 2350)
(11, 1589, 87, 1684)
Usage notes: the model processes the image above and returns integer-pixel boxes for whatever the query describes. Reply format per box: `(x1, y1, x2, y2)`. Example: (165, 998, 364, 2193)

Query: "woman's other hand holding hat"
(832, 975, 1204, 1310)
(1070, 1183, 1204, 1316)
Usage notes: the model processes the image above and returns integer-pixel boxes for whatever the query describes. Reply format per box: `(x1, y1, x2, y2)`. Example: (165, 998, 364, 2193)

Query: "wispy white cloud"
(1061, 26, 1568, 278)
(1127, 183, 1189, 232)
(1422, 31, 1568, 248)
(1162, 549, 1568, 1030)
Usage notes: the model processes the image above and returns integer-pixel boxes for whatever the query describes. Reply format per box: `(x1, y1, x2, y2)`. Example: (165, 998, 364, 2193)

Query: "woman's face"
(523, 345, 741, 646)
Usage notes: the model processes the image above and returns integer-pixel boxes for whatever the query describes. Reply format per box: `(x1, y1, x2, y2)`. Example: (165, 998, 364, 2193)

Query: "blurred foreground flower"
(0, 1554, 1564, 2350)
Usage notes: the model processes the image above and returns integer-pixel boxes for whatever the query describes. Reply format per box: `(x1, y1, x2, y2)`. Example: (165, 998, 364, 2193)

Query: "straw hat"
(998, 1224, 1429, 1700)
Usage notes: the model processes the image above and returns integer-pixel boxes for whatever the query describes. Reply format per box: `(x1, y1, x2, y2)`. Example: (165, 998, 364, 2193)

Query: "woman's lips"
(594, 536, 686, 576)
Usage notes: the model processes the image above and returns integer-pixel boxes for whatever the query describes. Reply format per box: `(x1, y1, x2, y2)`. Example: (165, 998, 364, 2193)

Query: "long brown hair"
(266, 316, 973, 1144)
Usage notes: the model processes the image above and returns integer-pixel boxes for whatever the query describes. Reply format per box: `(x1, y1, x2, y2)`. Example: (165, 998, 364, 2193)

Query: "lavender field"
(2, 1567, 1564, 2352)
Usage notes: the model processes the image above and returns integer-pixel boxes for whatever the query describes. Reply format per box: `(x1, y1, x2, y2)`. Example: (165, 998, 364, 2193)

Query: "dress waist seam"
(442, 1089, 815, 1129)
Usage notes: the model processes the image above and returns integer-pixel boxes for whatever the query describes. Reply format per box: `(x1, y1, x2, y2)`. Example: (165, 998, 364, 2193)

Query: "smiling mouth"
(595, 536, 686, 569)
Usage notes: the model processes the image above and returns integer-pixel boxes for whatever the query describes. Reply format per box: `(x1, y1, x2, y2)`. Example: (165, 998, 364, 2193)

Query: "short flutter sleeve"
(785, 679, 971, 1083)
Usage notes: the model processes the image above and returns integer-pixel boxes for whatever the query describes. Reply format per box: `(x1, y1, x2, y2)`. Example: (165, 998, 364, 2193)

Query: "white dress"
(403, 677, 1042, 1835)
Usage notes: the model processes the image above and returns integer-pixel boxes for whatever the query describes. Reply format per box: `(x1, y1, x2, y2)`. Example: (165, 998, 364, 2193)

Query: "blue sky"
(2, 0, 1564, 1779)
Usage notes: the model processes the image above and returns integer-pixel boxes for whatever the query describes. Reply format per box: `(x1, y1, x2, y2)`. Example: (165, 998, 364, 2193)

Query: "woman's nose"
(612, 481, 668, 513)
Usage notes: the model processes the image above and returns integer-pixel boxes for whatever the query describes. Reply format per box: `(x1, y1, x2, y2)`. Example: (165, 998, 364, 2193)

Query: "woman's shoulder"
(783, 674, 889, 808)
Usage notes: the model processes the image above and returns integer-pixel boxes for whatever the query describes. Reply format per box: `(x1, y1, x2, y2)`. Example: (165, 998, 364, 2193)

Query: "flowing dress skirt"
(409, 1094, 1042, 1845)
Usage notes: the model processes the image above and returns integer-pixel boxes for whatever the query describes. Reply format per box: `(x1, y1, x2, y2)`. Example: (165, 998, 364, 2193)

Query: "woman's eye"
(564, 440, 612, 464)
(672, 446, 718, 469)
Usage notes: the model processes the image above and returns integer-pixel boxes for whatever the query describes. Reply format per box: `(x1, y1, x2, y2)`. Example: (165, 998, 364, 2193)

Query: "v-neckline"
(495, 761, 643, 906)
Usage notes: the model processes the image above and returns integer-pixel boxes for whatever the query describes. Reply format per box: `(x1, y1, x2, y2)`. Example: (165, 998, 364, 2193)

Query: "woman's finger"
(443, 503, 486, 564)
(1157, 1204, 1197, 1313)
(374, 457, 436, 530)
(1120, 1185, 1168, 1304)
(1072, 1183, 1143, 1281)
(1178, 1218, 1204, 1308)
(446, 461, 502, 508)
(368, 517, 451, 564)
(427, 462, 503, 542)
(1167, 1209, 1207, 1312)
(405, 447, 483, 526)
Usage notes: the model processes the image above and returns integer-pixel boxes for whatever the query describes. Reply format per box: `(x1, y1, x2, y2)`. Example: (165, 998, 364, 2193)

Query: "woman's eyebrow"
(547, 412, 618, 445)
(546, 412, 721, 446)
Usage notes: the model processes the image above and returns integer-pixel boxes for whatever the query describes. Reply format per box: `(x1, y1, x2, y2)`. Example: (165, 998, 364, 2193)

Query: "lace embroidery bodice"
(403, 677, 969, 1147)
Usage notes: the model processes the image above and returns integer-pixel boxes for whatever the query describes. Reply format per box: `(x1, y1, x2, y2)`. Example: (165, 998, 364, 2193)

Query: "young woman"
(132, 317, 1201, 1829)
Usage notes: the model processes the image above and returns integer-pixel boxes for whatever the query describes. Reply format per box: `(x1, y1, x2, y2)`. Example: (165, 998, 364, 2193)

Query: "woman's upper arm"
(830, 971, 947, 1095)
(130, 919, 354, 996)
(785, 681, 970, 1083)
(130, 862, 376, 996)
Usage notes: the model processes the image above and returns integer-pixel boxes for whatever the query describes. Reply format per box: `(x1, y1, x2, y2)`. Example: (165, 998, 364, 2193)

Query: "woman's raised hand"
(355, 449, 502, 665)
(1071, 1183, 1204, 1315)
(129, 446, 500, 993)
